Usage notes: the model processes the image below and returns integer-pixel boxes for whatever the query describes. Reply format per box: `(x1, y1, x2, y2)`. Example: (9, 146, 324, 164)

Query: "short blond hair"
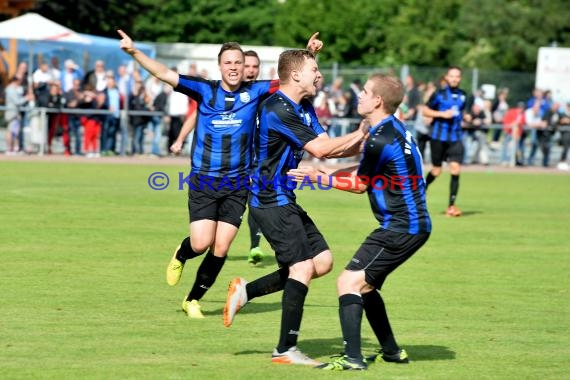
(368, 73, 404, 114)
(277, 49, 315, 83)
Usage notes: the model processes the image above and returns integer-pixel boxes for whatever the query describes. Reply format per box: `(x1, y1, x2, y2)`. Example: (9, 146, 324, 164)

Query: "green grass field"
(1, 159, 569, 379)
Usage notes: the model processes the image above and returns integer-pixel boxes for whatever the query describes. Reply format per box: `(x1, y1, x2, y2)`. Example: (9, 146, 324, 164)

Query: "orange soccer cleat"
(446, 205, 462, 217)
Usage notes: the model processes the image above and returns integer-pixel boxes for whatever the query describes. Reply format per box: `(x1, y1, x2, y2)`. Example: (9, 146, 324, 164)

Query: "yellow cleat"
(166, 245, 184, 286)
(182, 299, 205, 319)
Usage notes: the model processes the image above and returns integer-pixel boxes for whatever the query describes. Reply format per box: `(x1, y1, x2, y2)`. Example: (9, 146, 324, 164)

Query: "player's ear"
(291, 70, 301, 83)
(375, 95, 383, 109)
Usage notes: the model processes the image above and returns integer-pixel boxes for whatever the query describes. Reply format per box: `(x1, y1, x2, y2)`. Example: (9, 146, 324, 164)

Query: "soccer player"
(243, 50, 267, 265)
(170, 50, 268, 265)
(422, 66, 471, 217)
(288, 73, 431, 370)
(118, 29, 322, 319)
(223, 49, 369, 365)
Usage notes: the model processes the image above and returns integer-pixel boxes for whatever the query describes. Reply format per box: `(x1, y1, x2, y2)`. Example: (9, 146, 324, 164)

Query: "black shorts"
(430, 140, 464, 166)
(188, 174, 248, 228)
(250, 203, 329, 267)
(347, 229, 430, 289)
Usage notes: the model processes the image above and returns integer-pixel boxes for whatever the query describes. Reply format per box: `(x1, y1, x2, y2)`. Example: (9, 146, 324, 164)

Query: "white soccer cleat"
(271, 346, 322, 366)
(223, 277, 248, 327)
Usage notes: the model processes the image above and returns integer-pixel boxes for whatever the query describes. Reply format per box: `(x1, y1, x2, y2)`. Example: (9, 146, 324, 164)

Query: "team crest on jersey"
(304, 112, 311, 124)
(239, 92, 251, 103)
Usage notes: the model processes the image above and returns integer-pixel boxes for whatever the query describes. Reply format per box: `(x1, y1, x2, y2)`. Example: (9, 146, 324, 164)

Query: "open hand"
(287, 166, 321, 183)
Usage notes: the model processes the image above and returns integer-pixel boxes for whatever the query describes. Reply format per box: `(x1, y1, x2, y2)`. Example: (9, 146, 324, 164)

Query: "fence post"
(39, 107, 47, 156)
(401, 64, 409, 84)
(472, 68, 479, 95)
(332, 62, 338, 84)
(510, 130, 518, 167)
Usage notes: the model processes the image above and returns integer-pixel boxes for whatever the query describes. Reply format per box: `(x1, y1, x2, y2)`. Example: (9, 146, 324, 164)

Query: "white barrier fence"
(1, 106, 568, 167)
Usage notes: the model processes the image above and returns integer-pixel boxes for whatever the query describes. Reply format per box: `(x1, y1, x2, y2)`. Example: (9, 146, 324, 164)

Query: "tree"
(30, 0, 570, 72)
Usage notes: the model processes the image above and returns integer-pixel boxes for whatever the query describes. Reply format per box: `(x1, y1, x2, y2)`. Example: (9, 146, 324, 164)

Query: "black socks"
(277, 279, 308, 353)
(425, 172, 436, 189)
(175, 236, 203, 263)
(245, 267, 289, 301)
(187, 251, 226, 301)
(248, 213, 262, 249)
(339, 294, 364, 360)
(362, 290, 399, 355)
(449, 174, 459, 206)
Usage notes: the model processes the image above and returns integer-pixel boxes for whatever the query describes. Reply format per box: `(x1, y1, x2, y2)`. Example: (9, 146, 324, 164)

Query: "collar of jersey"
(276, 90, 303, 112)
(220, 81, 245, 95)
(370, 114, 396, 134)
(445, 85, 461, 94)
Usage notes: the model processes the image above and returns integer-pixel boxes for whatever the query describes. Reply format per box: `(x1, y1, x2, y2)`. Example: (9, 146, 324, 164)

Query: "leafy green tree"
(34, 0, 142, 38)
(453, 0, 570, 71)
(135, 0, 275, 44)
(28, 0, 570, 72)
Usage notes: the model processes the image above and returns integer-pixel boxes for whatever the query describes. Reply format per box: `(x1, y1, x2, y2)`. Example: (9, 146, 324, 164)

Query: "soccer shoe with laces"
(182, 299, 205, 319)
(367, 348, 409, 364)
(166, 244, 184, 286)
(271, 346, 322, 366)
(247, 247, 265, 265)
(223, 277, 248, 327)
(446, 205, 462, 217)
(315, 355, 367, 370)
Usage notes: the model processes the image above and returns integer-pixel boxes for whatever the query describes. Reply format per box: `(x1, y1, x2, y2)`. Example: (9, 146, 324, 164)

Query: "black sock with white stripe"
(276, 279, 307, 353)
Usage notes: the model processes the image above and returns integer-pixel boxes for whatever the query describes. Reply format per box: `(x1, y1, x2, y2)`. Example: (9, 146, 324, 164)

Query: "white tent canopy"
(0, 12, 155, 79)
(0, 12, 90, 43)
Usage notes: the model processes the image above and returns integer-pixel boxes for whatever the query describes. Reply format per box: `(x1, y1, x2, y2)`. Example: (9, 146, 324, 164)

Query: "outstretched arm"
(423, 105, 454, 119)
(303, 119, 369, 158)
(288, 165, 368, 194)
(118, 29, 179, 88)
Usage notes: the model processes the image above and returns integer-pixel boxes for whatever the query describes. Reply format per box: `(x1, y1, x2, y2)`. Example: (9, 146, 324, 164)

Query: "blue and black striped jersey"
(358, 115, 431, 234)
(249, 91, 325, 208)
(175, 75, 279, 177)
(427, 85, 467, 142)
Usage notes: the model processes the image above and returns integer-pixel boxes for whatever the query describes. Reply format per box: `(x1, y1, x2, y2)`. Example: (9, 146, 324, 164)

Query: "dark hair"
(368, 73, 405, 114)
(277, 49, 315, 82)
(218, 42, 244, 63)
(448, 65, 462, 73)
(244, 50, 259, 59)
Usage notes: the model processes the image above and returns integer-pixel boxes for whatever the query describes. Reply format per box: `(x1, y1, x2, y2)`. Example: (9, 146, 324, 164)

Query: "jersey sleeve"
(175, 74, 211, 102)
(251, 79, 280, 102)
(426, 91, 439, 110)
(268, 79, 279, 94)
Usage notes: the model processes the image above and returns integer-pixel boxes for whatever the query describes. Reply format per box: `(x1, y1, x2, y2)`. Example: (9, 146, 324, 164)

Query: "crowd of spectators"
(0, 57, 200, 158)
(312, 74, 570, 171)
(1, 58, 569, 171)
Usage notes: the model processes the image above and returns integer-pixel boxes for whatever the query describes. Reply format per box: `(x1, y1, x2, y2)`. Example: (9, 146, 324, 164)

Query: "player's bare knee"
(431, 167, 442, 177)
(289, 260, 315, 284)
(337, 270, 365, 294)
(211, 243, 229, 258)
(313, 250, 333, 278)
(190, 239, 212, 254)
(449, 164, 461, 175)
